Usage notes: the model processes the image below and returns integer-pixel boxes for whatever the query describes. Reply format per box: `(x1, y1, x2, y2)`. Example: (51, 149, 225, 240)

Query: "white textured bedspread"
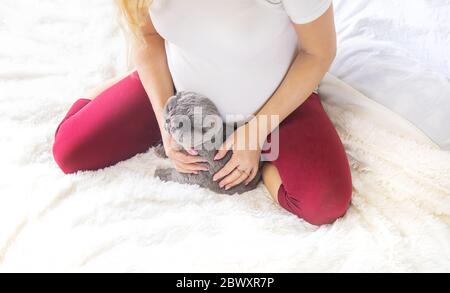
(0, 0, 449, 272)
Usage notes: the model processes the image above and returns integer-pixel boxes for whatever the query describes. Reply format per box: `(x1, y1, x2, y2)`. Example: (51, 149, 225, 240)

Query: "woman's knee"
(304, 188, 352, 226)
(278, 176, 352, 226)
(52, 112, 114, 174)
(52, 99, 92, 174)
(52, 132, 87, 174)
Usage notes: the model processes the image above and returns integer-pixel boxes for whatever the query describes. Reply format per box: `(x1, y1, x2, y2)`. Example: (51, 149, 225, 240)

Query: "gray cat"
(154, 91, 262, 195)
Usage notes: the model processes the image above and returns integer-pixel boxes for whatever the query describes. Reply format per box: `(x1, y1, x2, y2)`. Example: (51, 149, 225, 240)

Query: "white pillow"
(330, 0, 450, 150)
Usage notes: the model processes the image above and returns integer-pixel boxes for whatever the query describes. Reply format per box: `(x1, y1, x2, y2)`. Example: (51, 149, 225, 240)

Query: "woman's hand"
(162, 133, 209, 174)
(212, 124, 262, 190)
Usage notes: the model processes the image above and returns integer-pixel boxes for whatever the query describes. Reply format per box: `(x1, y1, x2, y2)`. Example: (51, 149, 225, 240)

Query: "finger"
(213, 148, 229, 162)
(218, 169, 242, 188)
(178, 162, 209, 172)
(226, 172, 249, 190)
(186, 148, 199, 156)
(244, 168, 258, 185)
(175, 165, 197, 174)
(172, 151, 208, 164)
(213, 159, 238, 182)
(214, 136, 234, 161)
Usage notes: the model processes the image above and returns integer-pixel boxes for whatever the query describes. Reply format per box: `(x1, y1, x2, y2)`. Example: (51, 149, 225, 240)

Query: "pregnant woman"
(52, 0, 352, 225)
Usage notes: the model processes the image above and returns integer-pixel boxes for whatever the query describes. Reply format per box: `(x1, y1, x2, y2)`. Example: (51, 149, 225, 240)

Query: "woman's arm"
(213, 6, 337, 189)
(133, 13, 208, 174)
(131, 12, 174, 130)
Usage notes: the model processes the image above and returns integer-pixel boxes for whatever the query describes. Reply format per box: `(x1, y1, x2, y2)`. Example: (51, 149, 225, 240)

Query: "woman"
(52, 0, 352, 225)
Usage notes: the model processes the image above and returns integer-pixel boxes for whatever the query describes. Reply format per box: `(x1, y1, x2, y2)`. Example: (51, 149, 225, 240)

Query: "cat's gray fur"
(154, 91, 262, 195)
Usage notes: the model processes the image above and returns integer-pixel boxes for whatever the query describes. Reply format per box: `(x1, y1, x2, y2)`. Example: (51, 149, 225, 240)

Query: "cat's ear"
(165, 95, 178, 113)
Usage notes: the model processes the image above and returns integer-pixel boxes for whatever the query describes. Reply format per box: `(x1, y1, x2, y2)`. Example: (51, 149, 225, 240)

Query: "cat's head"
(163, 91, 223, 150)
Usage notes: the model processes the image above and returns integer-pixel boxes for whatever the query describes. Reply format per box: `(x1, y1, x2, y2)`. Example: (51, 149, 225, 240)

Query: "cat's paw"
(155, 168, 172, 181)
(153, 143, 167, 158)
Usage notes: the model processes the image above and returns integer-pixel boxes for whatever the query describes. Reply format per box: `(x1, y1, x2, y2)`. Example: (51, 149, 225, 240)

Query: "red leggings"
(53, 71, 352, 225)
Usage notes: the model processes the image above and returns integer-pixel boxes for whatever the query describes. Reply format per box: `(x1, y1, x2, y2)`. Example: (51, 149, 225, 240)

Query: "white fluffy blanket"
(0, 0, 449, 272)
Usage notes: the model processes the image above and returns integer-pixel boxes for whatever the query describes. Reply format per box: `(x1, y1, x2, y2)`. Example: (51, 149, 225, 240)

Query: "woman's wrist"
(160, 126, 171, 145)
(246, 115, 275, 151)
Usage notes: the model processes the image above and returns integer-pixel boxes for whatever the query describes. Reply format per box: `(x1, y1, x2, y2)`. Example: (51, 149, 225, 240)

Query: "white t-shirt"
(149, 0, 332, 123)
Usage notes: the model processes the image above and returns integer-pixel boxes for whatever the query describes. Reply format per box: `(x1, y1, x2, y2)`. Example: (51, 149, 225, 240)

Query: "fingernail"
(187, 149, 198, 156)
(225, 186, 230, 190)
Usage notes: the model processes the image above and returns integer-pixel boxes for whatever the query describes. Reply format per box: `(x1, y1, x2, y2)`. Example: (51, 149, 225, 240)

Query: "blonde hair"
(115, 0, 152, 40)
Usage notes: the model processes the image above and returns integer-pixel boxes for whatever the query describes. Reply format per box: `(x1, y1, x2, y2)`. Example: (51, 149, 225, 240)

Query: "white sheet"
(0, 0, 449, 272)
(331, 0, 450, 149)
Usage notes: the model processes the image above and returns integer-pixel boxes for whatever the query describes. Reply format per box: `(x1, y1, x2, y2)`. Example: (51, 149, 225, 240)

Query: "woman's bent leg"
(53, 71, 161, 174)
(267, 93, 352, 225)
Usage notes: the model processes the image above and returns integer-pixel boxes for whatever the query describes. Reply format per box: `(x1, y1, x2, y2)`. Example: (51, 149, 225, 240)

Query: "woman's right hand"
(162, 134, 209, 174)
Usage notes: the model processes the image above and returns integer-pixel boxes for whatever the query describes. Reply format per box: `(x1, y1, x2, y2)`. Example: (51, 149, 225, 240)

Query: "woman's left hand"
(212, 124, 262, 190)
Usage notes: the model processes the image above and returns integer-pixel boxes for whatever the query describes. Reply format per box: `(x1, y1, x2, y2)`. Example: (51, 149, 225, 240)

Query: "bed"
(0, 0, 449, 272)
